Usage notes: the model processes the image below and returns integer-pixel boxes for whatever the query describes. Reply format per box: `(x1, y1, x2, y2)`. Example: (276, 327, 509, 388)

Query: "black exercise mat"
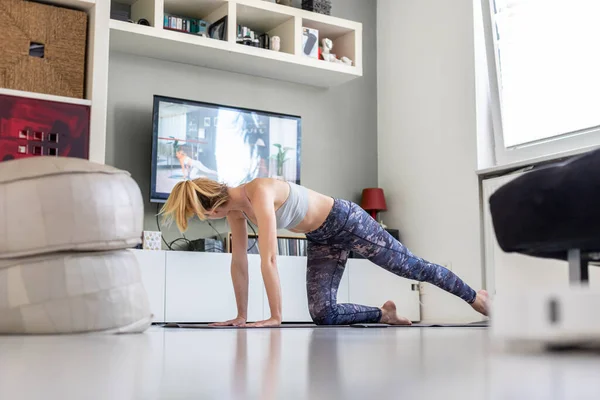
(161, 321, 488, 329)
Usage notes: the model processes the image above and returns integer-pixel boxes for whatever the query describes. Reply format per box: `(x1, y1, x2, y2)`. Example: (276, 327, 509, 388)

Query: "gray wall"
(377, 0, 483, 322)
(105, 0, 378, 243)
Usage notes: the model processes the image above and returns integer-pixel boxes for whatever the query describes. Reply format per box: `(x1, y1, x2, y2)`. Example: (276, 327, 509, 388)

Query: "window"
(486, 0, 600, 164)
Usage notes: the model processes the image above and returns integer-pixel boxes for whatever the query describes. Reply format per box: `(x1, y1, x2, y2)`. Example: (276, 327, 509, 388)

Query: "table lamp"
(361, 188, 387, 220)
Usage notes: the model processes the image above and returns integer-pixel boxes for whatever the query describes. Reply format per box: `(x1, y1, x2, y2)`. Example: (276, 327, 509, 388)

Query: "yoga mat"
(351, 321, 489, 328)
(161, 321, 488, 329)
(161, 323, 332, 329)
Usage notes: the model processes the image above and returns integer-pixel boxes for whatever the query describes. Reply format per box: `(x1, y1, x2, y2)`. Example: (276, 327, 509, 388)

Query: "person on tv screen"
(160, 178, 490, 327)
(176, 147, 217, 180)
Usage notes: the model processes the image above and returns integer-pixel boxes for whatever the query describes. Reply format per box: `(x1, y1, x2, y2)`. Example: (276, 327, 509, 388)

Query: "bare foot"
(471, 290, 490, 317)
(380, 300, 412, 325)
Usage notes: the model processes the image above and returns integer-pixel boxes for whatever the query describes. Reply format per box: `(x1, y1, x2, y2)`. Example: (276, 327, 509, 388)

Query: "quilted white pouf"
(0, 157, 144, 259)
(0, 157, 151, 334)
(0, 251, 152, 334)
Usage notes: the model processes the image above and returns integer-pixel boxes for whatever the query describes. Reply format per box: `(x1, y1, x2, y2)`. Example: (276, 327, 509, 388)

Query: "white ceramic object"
(322, 38, 333, 53)
(271, 36, 281, 52)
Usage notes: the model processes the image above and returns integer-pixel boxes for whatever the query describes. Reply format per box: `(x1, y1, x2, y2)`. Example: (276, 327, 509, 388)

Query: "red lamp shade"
(361, 188, 387, 219)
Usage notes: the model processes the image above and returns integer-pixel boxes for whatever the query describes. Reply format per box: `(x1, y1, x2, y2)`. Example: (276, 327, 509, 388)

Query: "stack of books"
(164, 14, 208, 36)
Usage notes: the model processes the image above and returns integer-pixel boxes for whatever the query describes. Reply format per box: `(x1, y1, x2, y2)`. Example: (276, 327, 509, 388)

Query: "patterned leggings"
(305, 199, 477, 325)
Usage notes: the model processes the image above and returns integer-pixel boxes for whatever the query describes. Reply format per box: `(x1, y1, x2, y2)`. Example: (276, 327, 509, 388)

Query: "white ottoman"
(0, 157, 144, 259)
(0, 157, 151, 334)
(0, 251, 152, 334)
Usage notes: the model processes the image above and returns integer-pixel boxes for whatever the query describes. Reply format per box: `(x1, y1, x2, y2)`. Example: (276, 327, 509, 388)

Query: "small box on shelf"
(143, 231, 162, 250)
(302, 27, 319, 58)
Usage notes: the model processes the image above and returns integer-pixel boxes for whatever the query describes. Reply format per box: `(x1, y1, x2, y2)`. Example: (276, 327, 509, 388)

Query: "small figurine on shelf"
(320, 38, 336, 62)
(340, 56, 353, 66)
(319, 38, 354, 66)
(271, 36, 281, 52)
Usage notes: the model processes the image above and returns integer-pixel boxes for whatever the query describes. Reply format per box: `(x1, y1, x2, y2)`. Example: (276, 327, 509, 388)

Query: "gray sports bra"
(243, 181, 309, 230)
(275, 181, 309, 229)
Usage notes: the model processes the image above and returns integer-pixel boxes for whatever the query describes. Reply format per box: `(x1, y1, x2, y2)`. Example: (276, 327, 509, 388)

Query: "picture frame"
(208, 16, 228, 41)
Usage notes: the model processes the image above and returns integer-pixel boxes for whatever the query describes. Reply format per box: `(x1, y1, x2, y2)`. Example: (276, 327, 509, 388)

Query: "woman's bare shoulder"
(244, 178, 279, 197)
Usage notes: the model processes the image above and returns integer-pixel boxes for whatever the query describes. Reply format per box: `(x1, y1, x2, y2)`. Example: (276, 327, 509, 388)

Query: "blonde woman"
(161, 178, 489, 327)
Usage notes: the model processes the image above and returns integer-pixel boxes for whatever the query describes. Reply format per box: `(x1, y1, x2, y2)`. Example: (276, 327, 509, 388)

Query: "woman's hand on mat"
(209, 317, 247, 327)
(244, 317, 282, 328)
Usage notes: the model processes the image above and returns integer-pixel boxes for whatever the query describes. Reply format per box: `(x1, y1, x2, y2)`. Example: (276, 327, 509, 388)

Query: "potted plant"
(271, 143, 293, 179)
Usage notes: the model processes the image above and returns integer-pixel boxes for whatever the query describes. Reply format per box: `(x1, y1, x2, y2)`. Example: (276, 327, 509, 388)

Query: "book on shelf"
(227, 233, 307, 257)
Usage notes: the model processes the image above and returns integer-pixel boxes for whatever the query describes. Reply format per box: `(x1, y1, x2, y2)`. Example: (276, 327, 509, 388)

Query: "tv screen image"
(150, 96, 301, 202)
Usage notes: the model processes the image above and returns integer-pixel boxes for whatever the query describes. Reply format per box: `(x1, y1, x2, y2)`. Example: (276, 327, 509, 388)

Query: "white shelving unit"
(36, 0, 96, 10)
(2, 0, 361, 164)
(109, 0, 363, 88)
(1, 0, 110, 164)
(0, 88, 92, 107)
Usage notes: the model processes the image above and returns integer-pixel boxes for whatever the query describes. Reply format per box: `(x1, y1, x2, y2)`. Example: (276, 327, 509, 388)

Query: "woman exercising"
(176, 148, 218, 180)
(161, 177, 489, 327)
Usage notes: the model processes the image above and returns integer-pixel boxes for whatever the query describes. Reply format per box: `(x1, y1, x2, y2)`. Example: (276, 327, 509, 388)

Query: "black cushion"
(489, 148, 600, 260)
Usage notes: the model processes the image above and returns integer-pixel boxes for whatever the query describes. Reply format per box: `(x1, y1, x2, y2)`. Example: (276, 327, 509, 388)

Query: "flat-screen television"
(150, 95, 301, 203)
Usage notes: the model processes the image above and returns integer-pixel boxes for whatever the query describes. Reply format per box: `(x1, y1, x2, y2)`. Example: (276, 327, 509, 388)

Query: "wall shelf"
(109, 0, 362, 88)
(0, 88, 93, 107)
(36, 0, 96, 11)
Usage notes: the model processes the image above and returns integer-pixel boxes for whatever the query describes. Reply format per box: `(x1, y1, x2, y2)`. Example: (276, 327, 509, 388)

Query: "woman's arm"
(246, 183, 282, 327)
(179, 158, 188, 179)
(210, 211, 249, 326)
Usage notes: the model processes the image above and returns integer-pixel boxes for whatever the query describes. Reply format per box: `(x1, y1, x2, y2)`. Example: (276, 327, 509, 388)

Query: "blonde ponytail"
(160, 178, 229, 232)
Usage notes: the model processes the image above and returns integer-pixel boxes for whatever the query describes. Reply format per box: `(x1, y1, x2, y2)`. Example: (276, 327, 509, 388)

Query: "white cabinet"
(347, 259, 421, 322)
(260, 256, 350, 323)
(164, 252, 264, 323)
(132, 249, 421, 323)
(130, 249, 166, 323)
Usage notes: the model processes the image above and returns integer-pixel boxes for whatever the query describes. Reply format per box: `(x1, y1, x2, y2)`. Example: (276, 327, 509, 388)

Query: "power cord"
(247, 220, 258, 253)
(156, 203, 193, 251)
(206, 220, 223, 242)
(155, 203, 258, 253)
